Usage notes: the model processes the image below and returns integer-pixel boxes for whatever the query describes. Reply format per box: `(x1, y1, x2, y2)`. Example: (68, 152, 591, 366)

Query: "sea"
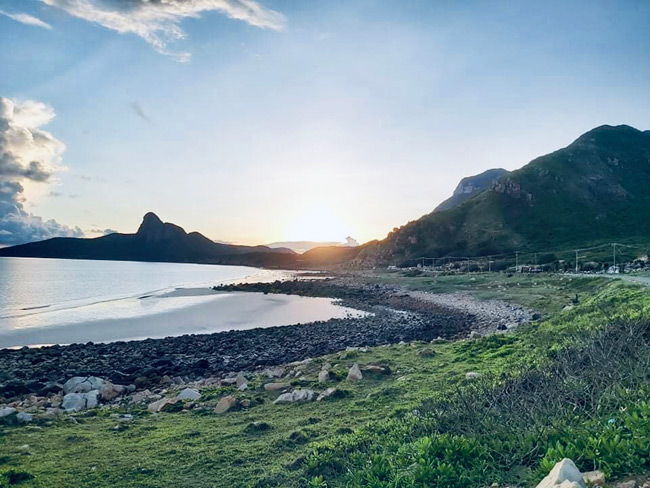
(0, 257, 364, 349)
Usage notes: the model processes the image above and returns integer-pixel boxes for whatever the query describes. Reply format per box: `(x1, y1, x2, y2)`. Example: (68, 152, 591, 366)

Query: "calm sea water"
(0, 257, 362, 348)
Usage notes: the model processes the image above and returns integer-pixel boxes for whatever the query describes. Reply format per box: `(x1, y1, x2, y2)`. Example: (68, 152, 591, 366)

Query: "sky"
(1, 0, 649, 246)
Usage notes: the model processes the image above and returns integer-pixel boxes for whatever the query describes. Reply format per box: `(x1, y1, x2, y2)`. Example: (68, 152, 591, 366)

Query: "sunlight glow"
(286, 204, 354, 242)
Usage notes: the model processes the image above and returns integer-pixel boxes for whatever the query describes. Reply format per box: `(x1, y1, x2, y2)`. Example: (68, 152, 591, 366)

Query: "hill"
(358, 125, 650, 266)
(434, 168, 509, 212)
(0, 212, 298, 268)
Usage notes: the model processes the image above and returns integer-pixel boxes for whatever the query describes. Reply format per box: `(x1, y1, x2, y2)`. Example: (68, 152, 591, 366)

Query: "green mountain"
(358, 125, 650, 266)
(433, 168, 509, 212)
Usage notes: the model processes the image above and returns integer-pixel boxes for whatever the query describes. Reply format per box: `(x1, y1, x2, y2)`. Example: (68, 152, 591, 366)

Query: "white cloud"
(41, 0, 287, 61)
(0, 9, 52, 29)
(0, 97, 83, 245)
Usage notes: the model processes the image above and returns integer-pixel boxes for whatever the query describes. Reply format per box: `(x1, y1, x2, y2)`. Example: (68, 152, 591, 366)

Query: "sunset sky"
(1, 0, 649, 246)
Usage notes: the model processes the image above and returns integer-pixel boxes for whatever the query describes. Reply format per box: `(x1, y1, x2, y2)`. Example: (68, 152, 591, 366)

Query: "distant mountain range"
(356, 124, 650, 266)
(2, 125, 649, 270)
(0, 212, 298, 268)
(266, 237, 359, 254)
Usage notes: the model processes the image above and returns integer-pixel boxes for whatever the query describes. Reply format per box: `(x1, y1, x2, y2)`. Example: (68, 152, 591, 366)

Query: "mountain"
(0, 212, 298, 268)
(266, 237, 359, 254)
(434, 168, 509, 212)
(357, 125, 650, 266)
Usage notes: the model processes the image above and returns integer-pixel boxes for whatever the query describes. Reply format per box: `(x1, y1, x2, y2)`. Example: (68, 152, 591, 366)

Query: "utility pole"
(515, 251, 520, 272)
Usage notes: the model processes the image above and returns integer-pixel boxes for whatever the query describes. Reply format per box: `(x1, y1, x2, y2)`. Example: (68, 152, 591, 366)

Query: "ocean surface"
(0, 257, 364, 348)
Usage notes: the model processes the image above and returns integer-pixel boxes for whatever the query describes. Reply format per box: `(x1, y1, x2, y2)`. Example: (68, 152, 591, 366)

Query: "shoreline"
(0, 275, 532, 401)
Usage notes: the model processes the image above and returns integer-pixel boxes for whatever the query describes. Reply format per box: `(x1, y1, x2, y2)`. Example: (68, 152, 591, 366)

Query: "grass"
(1, 274, 648, 488)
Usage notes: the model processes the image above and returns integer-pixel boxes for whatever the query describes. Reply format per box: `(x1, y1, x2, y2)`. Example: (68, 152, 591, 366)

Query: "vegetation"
(360, 125, 650, 265)
(1, 275, 649, 487)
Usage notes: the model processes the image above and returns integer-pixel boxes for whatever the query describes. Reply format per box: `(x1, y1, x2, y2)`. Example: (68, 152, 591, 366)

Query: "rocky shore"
(0, 275, 531, 406)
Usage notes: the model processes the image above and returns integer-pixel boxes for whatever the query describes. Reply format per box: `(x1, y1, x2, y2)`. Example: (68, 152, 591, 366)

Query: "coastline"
(0, 275, 531, 399)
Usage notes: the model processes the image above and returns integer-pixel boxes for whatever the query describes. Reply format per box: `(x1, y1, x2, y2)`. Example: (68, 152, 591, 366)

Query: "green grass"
(1, 275, 648, 488)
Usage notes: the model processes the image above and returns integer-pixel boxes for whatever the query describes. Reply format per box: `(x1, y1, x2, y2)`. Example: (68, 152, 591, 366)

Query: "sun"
(286, 204, 354, 242)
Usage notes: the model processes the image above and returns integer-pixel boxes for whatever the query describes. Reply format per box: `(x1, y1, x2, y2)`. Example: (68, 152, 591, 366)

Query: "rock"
(274, 390, 315, 404)
(215, 395, 237, 414)
(237, 383, 248, 392)
(465, 372, 482, 380)
(235, 373, 247, 389)
(221, 377, 237, 385)
(63, 376, 105, 394)
(148, 397, 177, 413)
(317, 388, 338, 401)
(240, 399, 251, 408)
(362, 365, 390, 375)
(347, 363, 363, 381)
(99, 381, 125, 401)
(176, 388, 201, 401)
(536, 459, 586, 488)
(62, 390, 99, 412)
(0, 407, 17, 418)
(318, 370, 330, 383)
(469, 331, 480, 339)
(431, 337, 448, 344)
(582, 471, 605, 486)
(16, 412, 33, 423)
(263, 366, 286, 378)
(264, 382, 290, 391)
(614, 482, 638, 488)
(130, 389, 152, 404)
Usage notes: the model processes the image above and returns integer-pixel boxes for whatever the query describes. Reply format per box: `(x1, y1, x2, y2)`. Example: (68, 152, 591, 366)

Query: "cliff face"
(434, 168, 509, 212)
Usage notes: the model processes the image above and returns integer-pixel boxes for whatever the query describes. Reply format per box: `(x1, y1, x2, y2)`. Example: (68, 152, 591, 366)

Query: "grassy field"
(1, 273, 648, 488)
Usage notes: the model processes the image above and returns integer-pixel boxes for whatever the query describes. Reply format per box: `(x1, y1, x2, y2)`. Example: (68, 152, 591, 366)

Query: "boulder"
(148, 397, 177, 413)
(176, 388, 201, 401)
(465, 372, 482, 380)
(0, 407, 17, 425)
(235, 373, 248, 389)
(582, 471, 606, 486)
(536, 459, 586, 488)
(274, 390, 315, 404)
(317, 388, 338, 401)
(63, 376, 105, 394)
(0, 407, 17, 418)
(347, 363, 363, 381)
(318, 370, 330, 383)
(99, 382, 125, 401)
(16, 412, 34, 423)
(130, 389, 152, 404)
(263, 366, 286, 378)
(264, 382, 290, 392)
(215, 395, 237, 414)
(62, 390, 99, 412)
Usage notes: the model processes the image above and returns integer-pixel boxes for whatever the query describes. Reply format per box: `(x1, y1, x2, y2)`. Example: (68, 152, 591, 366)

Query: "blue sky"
(1, 0, 649, 245)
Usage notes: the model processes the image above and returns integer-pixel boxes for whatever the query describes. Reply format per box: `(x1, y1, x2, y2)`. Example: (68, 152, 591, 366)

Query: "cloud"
(89, 228, 117, 235)
(41, 0, 286, 61)
(0, 9, 52, 29)
(130, 101, 151, 123)
(0, 97, 83, 246)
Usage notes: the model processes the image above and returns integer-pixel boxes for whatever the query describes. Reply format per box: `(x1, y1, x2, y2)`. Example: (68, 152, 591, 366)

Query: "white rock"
(148, 397, 176, 413)
(582, 470, 606, 486)
(176, 388, 201, 401)
(536, 459, 586, 488)
(62, 390, 99, 412)
(235, 373, 247, 388)
(347, 363, 363, 381)
(16, 412, 33, 423)
(465, 372, 482, 380)
(237, 383, 248, 391)
(63, 376, 105, 394)
(0, 407, 17, 418)
(130, 389, 152, 404)
(317, 388, 338, 401)
(318, 370, 330, 383)
(214, 395, 237, 414)
(274, 390, 315, 404)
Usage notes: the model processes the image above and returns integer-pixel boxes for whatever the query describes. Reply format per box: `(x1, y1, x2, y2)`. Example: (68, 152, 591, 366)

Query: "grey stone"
(62, 391, 99, 412)
(274, 390, 315, 404)
(235, 373, 247, 388)
(176, 388, 201, 401)
(264, 382, 290, 392)
(318, 370, 330, 383)
(317, 388, 338, 401)
(582, 470, 606, 486)
(63, 376, 105, 394)
(0, 407, 17, 418)
(347, 363, 363, 381)
(16, 412, 33, 423)
(465, 372, 482, 380)
(148, 397, 177, 413)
